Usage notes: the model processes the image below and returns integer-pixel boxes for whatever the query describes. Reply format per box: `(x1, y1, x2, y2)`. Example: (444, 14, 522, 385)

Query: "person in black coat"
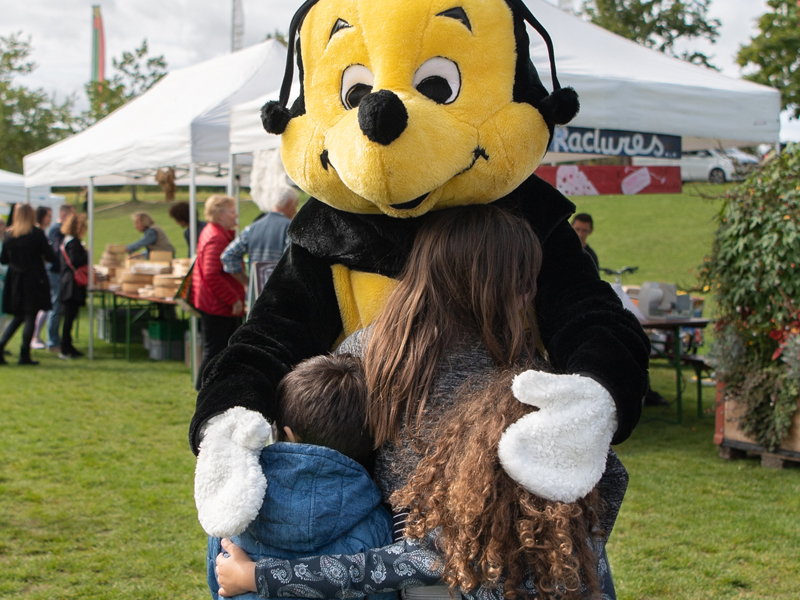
(0, 203, 55, 365)
(58, 214, 88, 359)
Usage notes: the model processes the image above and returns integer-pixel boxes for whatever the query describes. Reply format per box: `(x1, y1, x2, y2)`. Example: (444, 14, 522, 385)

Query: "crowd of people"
(0, 203, 90, 364)
(0, 190, 297, 372)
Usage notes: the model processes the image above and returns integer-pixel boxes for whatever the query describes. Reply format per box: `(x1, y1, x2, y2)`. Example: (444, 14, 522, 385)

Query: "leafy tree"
(265, 30, 288, 47)
(737, 0, 800, 117)
(0, 32, 77, 173)
(582, 0, 721, 69)
(84, 39, 167, 124)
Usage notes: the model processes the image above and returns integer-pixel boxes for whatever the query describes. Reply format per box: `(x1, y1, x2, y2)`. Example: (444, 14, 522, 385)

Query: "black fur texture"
(539, 87, 580, 126)
(261, 101, 292, 135)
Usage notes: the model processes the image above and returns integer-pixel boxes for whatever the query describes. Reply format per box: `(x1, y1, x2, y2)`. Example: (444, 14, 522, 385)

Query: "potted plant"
(701, 144, 800, 461)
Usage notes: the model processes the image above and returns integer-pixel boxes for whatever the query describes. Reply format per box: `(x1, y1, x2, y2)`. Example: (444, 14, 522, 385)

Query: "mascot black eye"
(413, 57, 460, 104)
(341, 64, 374, 109)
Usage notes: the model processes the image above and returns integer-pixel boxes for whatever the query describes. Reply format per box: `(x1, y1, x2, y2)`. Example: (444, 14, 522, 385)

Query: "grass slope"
(1, 184, 798, 598)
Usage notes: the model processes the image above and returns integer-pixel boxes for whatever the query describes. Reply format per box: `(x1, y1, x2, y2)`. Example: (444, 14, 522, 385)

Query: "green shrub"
(702, 144, 800, 450)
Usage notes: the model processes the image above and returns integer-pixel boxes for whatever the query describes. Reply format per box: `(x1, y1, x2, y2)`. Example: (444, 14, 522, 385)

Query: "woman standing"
(0, 203, 55, 365)
(58, 213, 88, 359)
(0, 218, 8, 336)
(193, 195, 245, 390)
(31, 206, 53, 349)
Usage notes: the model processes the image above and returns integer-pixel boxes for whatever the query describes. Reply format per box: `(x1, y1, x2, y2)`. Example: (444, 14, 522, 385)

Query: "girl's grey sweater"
(338, 328, 495, 502)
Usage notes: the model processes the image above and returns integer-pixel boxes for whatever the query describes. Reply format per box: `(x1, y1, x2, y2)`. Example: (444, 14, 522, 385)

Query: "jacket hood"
(253, 442, 383, 553)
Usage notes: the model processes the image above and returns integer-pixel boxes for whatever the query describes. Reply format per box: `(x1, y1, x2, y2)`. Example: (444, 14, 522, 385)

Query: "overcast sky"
(3, 0, 770, 112)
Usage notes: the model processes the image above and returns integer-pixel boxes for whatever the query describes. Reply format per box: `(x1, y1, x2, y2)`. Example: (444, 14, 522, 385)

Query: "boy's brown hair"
(276, 354, 372, 466)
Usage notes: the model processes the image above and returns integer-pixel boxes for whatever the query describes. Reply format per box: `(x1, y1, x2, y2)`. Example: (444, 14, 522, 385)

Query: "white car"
(633, 148, 758, 183)
(680, 149, 736, 183)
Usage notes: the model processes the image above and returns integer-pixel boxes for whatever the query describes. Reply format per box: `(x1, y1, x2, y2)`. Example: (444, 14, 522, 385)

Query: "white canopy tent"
(24, 39, 287, 187)
(227, 2, 781, 161)
(0, 170, 63, 212)
(526, 0, 781, 157)
(22, 39, 289, 368)
(229, 92, 283, 156)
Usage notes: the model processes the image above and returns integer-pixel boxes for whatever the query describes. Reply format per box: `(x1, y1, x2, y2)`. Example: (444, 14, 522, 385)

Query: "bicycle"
(599, 265, 638, 285)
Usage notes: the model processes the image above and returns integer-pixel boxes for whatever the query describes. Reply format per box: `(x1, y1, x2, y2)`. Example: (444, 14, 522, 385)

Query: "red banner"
(534, 165, 681, 196)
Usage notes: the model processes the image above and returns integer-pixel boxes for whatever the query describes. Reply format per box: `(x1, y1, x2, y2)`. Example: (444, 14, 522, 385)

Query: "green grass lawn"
(574, 181, 725, 290)
(2, 183, 798, 599)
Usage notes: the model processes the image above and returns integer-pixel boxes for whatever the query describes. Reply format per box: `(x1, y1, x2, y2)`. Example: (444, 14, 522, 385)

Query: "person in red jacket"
(193, 195, 245, 390)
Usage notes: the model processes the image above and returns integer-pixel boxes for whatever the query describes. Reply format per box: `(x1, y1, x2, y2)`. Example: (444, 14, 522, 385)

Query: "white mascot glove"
(194, 407, 272, 537)
(498, 371, 617, 503)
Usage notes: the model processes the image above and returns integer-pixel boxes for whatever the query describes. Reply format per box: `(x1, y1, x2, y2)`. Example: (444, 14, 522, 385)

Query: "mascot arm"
(535, 221, 650, 444)
(189, 243, 343, 455)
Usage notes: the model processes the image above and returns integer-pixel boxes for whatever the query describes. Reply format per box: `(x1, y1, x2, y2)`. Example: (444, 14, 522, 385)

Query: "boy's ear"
(283, 426, 302, 443)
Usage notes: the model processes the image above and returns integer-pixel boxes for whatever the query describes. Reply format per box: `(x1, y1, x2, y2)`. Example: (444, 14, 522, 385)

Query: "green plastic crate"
(148, 320, 189, 341)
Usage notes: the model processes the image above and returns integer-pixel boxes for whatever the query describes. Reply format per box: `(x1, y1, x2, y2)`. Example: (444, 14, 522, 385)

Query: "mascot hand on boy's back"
(191, 0, 649, 535)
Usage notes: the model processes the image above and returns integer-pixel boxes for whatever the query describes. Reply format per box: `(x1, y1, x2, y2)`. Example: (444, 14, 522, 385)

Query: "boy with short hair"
(205, 354, 393, 600)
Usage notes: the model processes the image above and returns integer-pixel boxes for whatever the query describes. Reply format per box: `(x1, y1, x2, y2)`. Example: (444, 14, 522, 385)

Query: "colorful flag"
(91, 5, 105, 85)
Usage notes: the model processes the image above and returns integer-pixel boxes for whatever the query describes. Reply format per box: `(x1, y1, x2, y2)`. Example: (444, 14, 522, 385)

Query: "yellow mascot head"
(262, 0, 578, 218)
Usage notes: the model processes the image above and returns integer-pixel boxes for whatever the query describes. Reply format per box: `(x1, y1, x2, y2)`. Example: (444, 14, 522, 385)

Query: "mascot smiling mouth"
(321, 146, 491, 211)
(390, 147, 489, 210)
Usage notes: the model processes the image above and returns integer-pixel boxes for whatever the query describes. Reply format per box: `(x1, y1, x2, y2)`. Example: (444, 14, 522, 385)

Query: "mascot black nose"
(358, 90, 408, 146)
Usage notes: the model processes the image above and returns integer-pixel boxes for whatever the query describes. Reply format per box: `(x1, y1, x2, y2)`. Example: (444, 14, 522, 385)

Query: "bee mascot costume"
(192, 0, 649, 564)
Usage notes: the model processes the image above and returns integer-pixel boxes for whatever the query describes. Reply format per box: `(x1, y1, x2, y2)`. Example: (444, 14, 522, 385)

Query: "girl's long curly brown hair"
(392, 368, 603, 600)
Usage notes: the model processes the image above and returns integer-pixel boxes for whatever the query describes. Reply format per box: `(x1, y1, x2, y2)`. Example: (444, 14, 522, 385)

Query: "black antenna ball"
(261, 101, 292, 135)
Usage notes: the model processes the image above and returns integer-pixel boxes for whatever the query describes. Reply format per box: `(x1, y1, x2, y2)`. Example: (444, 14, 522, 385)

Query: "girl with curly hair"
(215, 204, 623, 600)
(393, 367, 602, 600)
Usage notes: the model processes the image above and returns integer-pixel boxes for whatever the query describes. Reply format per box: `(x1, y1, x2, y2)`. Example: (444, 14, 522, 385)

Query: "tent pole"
(88, 177, 95, 360)
(229, 153, 239, 235)
(190, 163, 199, 388)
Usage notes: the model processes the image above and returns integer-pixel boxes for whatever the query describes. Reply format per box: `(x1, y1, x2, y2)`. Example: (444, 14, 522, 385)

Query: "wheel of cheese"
(120, 272, 154, 284)
(153, 275, 183, 287)
(155, 286, 180, 298)
(149, 251, 174, 263)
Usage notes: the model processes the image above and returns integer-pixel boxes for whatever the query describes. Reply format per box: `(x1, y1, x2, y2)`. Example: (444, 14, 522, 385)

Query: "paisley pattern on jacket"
(254, 531, 616, 599)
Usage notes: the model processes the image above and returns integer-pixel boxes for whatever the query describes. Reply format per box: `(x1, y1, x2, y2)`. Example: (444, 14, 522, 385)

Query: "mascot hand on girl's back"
(191, 0, 649, 537)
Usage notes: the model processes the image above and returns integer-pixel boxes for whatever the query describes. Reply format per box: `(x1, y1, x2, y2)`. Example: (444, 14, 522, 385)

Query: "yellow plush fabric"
(281, 0, 550, 218)
(331, 264, 400, 338)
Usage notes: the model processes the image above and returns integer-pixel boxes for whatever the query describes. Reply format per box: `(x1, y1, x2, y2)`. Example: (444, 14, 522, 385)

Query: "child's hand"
(216, 538, 257, 597)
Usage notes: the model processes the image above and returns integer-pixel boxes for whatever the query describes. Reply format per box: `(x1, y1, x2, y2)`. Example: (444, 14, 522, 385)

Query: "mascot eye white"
(192, 0, 649, 540)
